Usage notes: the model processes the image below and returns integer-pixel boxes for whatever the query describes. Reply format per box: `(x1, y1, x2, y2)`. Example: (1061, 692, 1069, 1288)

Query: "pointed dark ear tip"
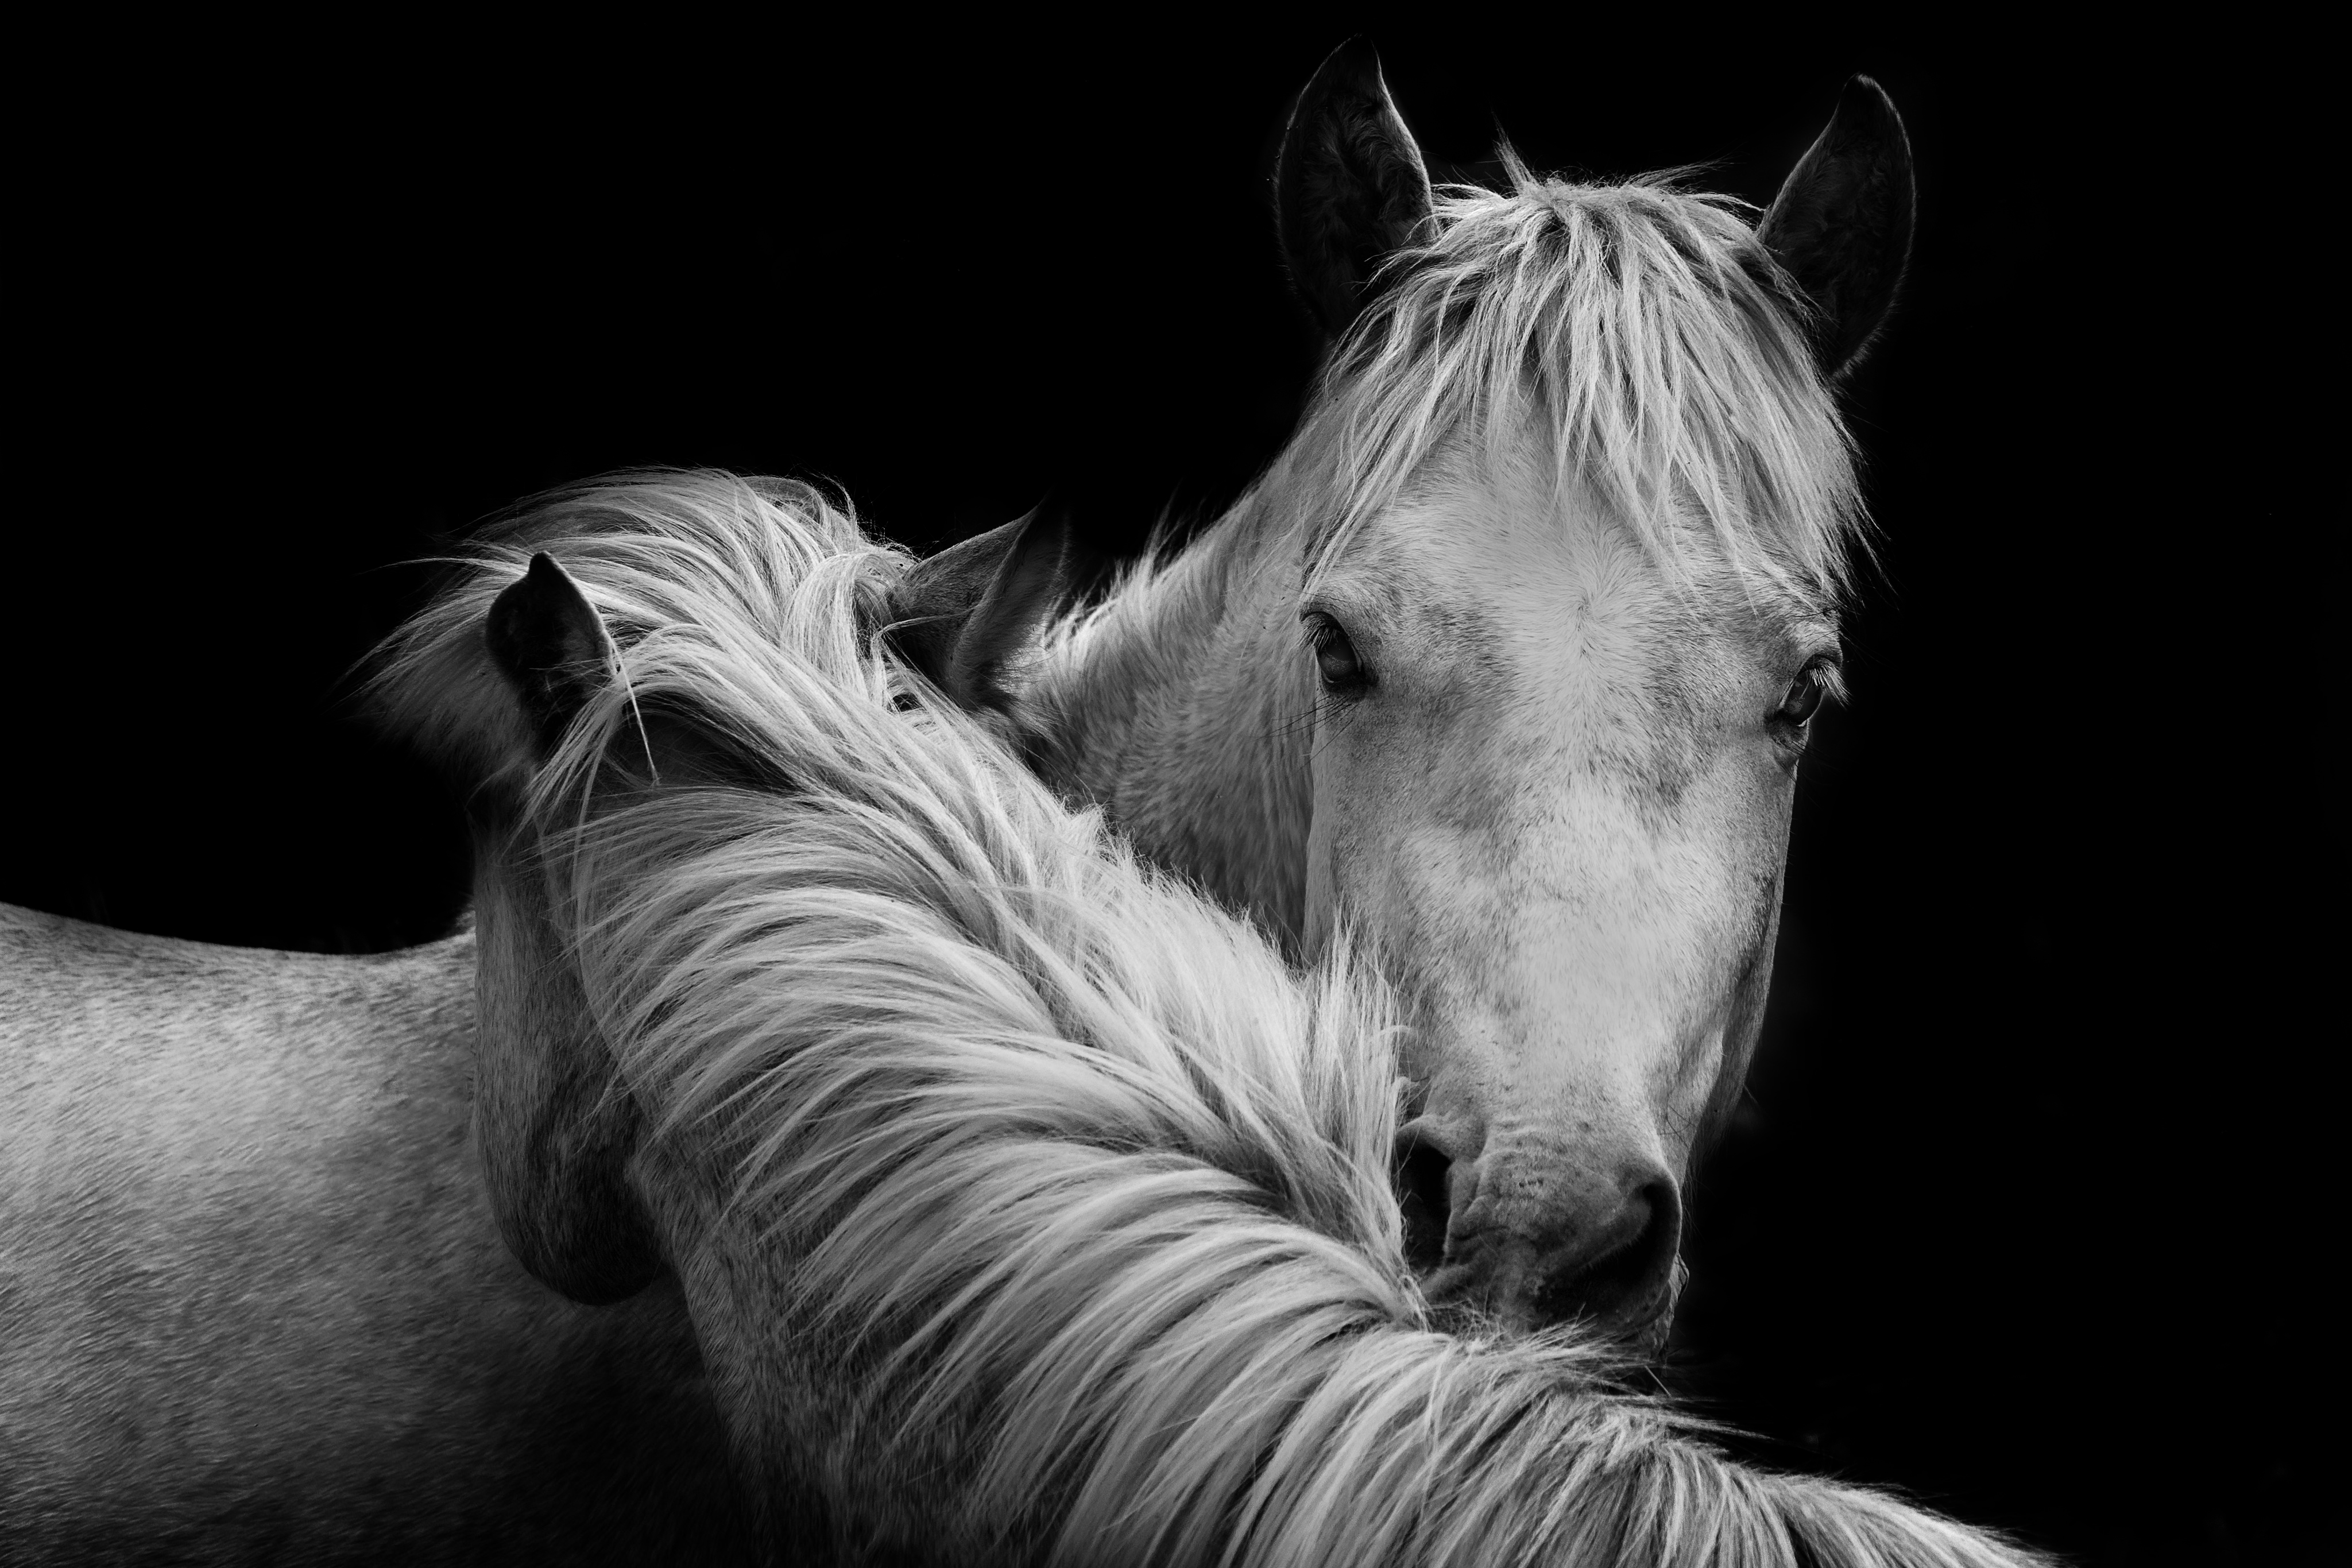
(490, 553, 570, 620)
(1300, 36, 1386, 102)
(1329, 34, 1380, 77)
(483, 549, 613, 748)
(486, 551, 602, 670)
(507, 552, 564, 608)
(1835, 75, 1910, 145)
(1018, 500, 1072, 554)
(999, 505, 1074, 598)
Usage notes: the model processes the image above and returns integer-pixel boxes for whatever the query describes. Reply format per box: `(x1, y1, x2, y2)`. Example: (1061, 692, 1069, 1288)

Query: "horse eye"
(1309, 618, 1370, 694)
(1777, 668, 1827, 727)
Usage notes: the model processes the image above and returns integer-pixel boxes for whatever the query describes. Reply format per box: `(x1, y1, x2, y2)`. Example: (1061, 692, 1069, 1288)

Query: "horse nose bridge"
(1508, 772, 1698, 893)
(1438, 966, 1732, 1172)
(1491, 793, 1760, 997)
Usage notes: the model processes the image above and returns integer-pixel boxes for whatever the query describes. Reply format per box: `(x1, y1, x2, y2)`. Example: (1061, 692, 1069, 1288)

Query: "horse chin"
(1414, 1257, 1682, 1363)
(1602, 1252, 1687, 1364)
(1622, 1306, 1677, 1364)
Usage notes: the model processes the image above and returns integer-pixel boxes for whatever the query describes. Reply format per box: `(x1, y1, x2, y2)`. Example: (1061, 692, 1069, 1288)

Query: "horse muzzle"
(1396, 1116, 1685, 1353)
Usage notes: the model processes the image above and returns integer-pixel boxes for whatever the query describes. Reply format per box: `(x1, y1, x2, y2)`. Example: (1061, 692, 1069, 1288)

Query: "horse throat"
(1019, 509, 1316, 952)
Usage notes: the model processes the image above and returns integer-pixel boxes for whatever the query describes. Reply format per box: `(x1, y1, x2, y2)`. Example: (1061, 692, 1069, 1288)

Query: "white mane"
(370, 470, 903, 795)
(1306, 161, 1866, 605)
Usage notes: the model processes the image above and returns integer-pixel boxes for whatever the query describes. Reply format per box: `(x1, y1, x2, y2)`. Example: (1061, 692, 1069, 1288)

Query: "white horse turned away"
(0, 471, 1047, 1563)
(410, 474, 2039, 1566)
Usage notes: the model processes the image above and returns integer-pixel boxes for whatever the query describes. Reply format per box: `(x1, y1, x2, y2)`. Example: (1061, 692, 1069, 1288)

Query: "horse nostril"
(1392, 1136, 1453, 1273)
(1531, 1178, 1682, 1329)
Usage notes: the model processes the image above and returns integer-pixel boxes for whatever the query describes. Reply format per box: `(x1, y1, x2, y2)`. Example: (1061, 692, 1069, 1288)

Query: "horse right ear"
(1275, 38, 1435, 339)
(484, 553, 614, 755)
(886, 509, 1070, 714)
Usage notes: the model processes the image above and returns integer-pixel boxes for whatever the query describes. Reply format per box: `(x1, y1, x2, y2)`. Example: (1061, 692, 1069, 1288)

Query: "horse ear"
(484, 553, 613, 753)
(1275, 37, 1434, 338)
(887, 509, 1069, 713)
(1756, 75, 1917, 380)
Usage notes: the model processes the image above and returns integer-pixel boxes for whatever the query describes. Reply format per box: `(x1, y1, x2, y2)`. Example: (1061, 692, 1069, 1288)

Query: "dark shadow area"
(7, 16, 2329, 1563)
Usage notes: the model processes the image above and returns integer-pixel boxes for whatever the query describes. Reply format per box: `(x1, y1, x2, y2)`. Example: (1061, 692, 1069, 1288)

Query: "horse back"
(0, 905, 748, 1565)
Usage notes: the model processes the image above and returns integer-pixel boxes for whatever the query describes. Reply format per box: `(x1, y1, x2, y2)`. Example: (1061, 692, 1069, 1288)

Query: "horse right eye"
(1777, 668, 1826, 726)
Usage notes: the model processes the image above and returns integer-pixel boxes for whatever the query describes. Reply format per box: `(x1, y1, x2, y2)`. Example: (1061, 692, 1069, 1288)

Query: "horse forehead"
(1361, 491, 1748, 710)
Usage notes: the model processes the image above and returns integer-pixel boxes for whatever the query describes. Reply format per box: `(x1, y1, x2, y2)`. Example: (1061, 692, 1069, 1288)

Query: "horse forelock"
(1297, 160, 1867, 609)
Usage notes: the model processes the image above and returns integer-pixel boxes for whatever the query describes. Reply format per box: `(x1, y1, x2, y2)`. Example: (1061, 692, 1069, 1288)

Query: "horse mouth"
(1410, 1238, 1683, 1360)
(1395, 1139, 1453, 1274)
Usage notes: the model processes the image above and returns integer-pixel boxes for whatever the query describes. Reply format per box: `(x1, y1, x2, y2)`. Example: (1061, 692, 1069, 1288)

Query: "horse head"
(1029, 43, 1914, 1348)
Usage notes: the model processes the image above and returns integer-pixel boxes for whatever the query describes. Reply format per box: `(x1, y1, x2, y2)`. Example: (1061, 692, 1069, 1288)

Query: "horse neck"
(1022, 496, 1314, 951)
(466, 820, 666, 1303)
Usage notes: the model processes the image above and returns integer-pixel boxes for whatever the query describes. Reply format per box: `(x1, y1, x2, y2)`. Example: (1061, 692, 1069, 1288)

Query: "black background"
(9, 14, 2331, 1565)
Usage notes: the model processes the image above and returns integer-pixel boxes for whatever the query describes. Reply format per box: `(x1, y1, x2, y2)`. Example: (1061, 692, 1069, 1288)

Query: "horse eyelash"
(1264, 622, 1365, 747)
(1299, 611, 1376, 686)
(1294, 616, 1377, 740)
(1307, 691, 1363, 738)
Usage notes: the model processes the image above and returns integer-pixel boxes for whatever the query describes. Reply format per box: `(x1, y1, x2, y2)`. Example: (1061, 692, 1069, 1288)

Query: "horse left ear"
(484, 553, 614, 754)
(887, 509, 1070, 714)
(1275, 38, 1436, 338)
(1757, 75, 1917, 380)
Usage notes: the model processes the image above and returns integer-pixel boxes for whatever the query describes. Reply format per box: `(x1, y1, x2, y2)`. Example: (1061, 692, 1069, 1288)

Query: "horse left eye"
(1776, 668, 1827, 727)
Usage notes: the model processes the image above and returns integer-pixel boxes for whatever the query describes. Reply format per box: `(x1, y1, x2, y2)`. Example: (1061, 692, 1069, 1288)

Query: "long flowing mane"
(372, 471, 907, 797)
(1309, 161, 1866, 603)
(383, 473, 2036, 1565)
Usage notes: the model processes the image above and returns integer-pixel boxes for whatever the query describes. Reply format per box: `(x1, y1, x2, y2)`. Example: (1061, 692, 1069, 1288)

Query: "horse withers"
(1011, 43, 1914, 1343)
